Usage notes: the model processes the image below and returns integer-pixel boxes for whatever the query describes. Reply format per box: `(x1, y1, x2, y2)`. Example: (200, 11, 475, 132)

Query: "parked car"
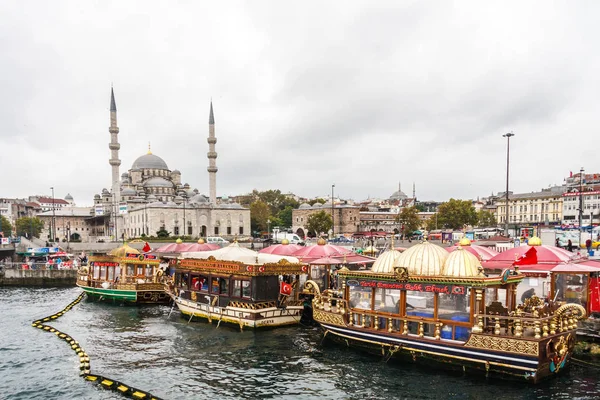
(207, 237, 230, 246)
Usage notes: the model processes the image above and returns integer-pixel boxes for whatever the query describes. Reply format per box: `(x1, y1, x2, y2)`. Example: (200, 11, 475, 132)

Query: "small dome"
(147, 194, 158, 201)
(176, 238, 183, 244)
(197, 238, 205, 244)
(281, 239, 290, 245)
(144, 177, 173, 188)
(189, 194, 209, 204)
(313, 203, 323, 209)
(317, 238, 327, 245)
(94, 194, 101, 199)
(65, 193, 73, 201)
(441, 247, 482, 277)
(394, 241, 448, 276)
(132, 153, 169, 170)
(458, 237, 471, 247)
(371, 249, 403, 273)
(121, 172, 129, 178)
(528, 236, 542, 246)
(172, 169, 181, 174)
(298, 203, 311, 209)
(390, 188, 408, 201)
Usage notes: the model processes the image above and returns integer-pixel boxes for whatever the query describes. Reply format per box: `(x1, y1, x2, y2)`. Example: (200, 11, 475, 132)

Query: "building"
(494, 185, 565, 237)
(292, 202, 360, 237)
(561, 170, 600, 228)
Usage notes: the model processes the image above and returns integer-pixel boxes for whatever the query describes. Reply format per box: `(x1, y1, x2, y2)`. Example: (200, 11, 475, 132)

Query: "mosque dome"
(131, 153, 169, 170)
(122, 188, 137, 196)
(313, 203, 323, 209)
(65, 193, 73, 201)
(298, 203, 311, 209)
(172, 169, 181, 175)
(371, 249, 403, 273)
(189, 193, 209, 204)
(390, 189, 408, 201)
(394, 241, 448, 276)
(441, 247, 482, 277)
(144, 177, 173, 188)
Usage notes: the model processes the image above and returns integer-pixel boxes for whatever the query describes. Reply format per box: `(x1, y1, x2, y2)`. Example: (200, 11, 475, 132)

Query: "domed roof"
(312, 203, 323, 209)
(441, 247, 482, 277)
(458, 237, 471, 246)
(189, 193, 209, 204)
(65, 193, 73, 200)
(132, 153, 169, 170)
(527, 236, 542, 246)
(299, 203, 311, 210)
(108, 243, 140, 257)
(390, 187, 408, 201)
(121, 187, 137, 196)
(371, 249, 403, 273)
(172, 169, 181, 174)
(394, 241, 448, 276)
(144, 177, 173, 188)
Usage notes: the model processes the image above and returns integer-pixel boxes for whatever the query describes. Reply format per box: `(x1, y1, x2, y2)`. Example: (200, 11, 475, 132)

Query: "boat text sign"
(180, 259, 241, 273)
(352, 280, 465, 295)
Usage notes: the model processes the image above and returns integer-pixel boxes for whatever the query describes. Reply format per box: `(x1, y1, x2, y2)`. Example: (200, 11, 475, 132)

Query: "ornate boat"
(77, 243, 169, 304)
(169, 242, 310, 329)
(306, 241, 587, 383)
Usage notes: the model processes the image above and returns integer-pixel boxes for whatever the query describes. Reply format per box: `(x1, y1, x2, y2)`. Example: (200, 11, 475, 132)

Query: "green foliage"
(436, 199, 478, 230)
(477, 210, 497, 228)
(156, 228, 170, 238)
(250, 200, 271, 232)
(425, 214, 438, 231)
(306, 211, 333, 237)
(277, 206, 294, 228)
(308, 199, 326, 206)
(0, 215, 12, 237)
(396, 207, 421, 237)
(15, 217, 44, 238)
(414, 203, 426, 212)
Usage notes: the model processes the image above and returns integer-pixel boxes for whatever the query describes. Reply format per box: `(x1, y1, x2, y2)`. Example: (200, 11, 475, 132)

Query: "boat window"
(211, 278, 220, 294)
(309, 266, 327, 291)
(374, 288, 400, 313)
(93, 265, 100, 279)
(137, 265, 144, 276)
(438, 291, 470, 320)
(145, 265, 153, 277)
(554, 274, 588, 310)
(406, 290, 435, 336)
(349, 286, 372, 310)
(127, 264, 135, 277)
(115, 266, 121, 280)
(242, 280, 251, 298)
(218, 278, 229, 295)
(107, 267, 114, 281)
(100, 265, 107, 280)
(179, 273, 189, 289)
(485, 288, 507, 307)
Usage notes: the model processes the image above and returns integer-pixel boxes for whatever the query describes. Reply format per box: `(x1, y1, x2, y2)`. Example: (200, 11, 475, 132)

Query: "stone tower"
(108, 88, 121, 231)
(207, 101, 218, 204)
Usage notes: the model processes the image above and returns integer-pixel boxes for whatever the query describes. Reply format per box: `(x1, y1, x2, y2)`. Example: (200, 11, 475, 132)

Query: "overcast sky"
(2, 1, 599, 206)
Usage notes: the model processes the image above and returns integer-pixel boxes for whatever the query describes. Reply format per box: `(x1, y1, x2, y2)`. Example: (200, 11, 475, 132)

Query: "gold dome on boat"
(441, 247, 482, 277)
(198, 238, 205, 244)
(108, 243, 140, 257)
(281, 239, 290, 245)
(393, 241, 448, 276)
(176, 238, 183, 244)
(371, 249, 403, 273)
(458, 237, 471, 246)
(317, 238, 327, 245)
(527, 236, 542, 246)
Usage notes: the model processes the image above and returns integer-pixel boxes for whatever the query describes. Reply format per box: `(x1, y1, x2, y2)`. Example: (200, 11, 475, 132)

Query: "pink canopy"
(292, 239, 353, 261)
(483, 244, 574, 270)
(445, 244, 499, 261)
(155, 242, 219, 254)
(259, 243, 304, 256)
(551, 262, 600, 273)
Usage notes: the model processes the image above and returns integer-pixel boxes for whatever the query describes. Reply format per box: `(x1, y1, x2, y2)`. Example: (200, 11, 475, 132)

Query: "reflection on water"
(1, 287, 600, 399)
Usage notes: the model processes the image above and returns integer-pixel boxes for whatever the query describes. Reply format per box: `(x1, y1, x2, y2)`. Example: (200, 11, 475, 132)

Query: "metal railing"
(0, 262, 79, 270)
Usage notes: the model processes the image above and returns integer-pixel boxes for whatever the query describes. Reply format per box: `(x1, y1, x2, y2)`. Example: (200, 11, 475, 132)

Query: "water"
(1, 287, 599, 400)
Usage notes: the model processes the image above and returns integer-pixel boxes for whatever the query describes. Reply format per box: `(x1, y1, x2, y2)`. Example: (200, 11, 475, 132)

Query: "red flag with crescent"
(280, 282, 292, 296)
(514, 247, 538, 266)
(142, 242, 151, 252)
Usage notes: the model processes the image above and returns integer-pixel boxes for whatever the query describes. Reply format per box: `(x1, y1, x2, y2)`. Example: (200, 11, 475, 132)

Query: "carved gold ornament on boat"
(465, 334, 539, 356)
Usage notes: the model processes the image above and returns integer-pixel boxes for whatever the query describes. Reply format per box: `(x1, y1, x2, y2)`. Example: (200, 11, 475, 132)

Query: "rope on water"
(31, 292, 162, 400)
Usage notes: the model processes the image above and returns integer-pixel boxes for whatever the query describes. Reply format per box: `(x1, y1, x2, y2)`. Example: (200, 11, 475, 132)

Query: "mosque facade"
(93, 89, 250, 241)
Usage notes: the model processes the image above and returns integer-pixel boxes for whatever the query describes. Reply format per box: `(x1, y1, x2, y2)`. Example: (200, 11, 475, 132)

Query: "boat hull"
(318, 321, 573, 383)
(173, 296, 303, 329)
(77, 283, 170, 304)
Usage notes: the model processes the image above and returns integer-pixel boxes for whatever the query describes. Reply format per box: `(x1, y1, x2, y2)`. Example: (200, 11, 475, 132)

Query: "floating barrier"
(31, 292, 162, 400)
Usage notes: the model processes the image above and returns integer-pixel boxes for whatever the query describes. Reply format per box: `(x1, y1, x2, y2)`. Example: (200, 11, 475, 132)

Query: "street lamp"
(502, 132, 515, 237)
(331, 184, 335, 238)
(579, 167, 584, 247)
(267, 218, 271, 241)
(50, 186, 56, 244)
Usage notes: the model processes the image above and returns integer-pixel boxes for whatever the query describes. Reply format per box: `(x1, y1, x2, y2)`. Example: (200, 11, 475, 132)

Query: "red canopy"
(258, 243, 304, 256)
(445, 244, 499, 261)
(483, 244, 574, 270)
(292, 239, 353, 261)
(551, 262, 600, 273)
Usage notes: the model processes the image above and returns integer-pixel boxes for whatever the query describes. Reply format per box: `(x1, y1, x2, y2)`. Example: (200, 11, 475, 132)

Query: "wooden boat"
(77, 243, 169, 304)
(305, 241, 587, 383)
(169, 242, 309, 329)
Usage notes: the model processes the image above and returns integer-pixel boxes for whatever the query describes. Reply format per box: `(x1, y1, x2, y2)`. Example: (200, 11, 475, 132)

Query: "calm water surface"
(1, 287, 599, 399)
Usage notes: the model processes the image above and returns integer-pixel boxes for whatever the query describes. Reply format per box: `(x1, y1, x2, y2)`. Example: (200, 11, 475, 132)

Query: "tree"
(156, 228, 170, 238)
(436, 199, 478, 230)
(477, 210, 497, 228)
(0, 215, 12, 237)
(277, 206, 294, 228)
(15, 217, 44, 238)
(425, 214, 438, 232)
(396, 207, 421, 238)
(306, 211, 333, 237)
(250, 200, 271, 232)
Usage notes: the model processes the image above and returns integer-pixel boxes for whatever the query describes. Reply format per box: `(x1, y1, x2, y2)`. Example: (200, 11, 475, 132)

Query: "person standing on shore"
(567, 239, 573, 252)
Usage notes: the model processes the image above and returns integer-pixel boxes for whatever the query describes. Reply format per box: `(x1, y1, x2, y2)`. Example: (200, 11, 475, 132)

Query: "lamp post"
(183, 199, 186, 237)
(579, 167, 585, 247)
(267, 218, 271, 241)
(331, 184, 335, 238)
(502, 132, 514, 237)
(50, 186, 56, 244)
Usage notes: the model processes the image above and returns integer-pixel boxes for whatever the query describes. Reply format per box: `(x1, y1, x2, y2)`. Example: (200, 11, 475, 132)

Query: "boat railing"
(1, 261, 76, 270)
(313, 293, 580, 341)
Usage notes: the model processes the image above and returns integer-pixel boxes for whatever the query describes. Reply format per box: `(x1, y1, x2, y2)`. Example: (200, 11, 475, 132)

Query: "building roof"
(36, 197, 69, 205)
(131, 153, 169, 170)
(37, 207, 93, 217)
(143, 177, 173, 188)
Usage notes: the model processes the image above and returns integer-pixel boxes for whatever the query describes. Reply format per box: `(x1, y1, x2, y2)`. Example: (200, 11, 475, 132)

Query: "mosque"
(93, 89, 250, 240)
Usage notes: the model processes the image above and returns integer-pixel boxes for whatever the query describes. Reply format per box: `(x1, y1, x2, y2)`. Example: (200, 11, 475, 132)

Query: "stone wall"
(0, 269, 77, 287)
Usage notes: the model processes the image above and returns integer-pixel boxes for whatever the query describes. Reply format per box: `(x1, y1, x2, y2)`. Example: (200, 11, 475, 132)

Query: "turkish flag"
(280, 282, 292, 296)
(514, 247, 538, 266)
(142, 242, 151, 252)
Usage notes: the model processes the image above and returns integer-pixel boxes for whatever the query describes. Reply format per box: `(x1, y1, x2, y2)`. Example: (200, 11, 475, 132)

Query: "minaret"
(108, 88, 121, 232)
(412, 182, 416, 200)
(207, 101, 218, 204)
